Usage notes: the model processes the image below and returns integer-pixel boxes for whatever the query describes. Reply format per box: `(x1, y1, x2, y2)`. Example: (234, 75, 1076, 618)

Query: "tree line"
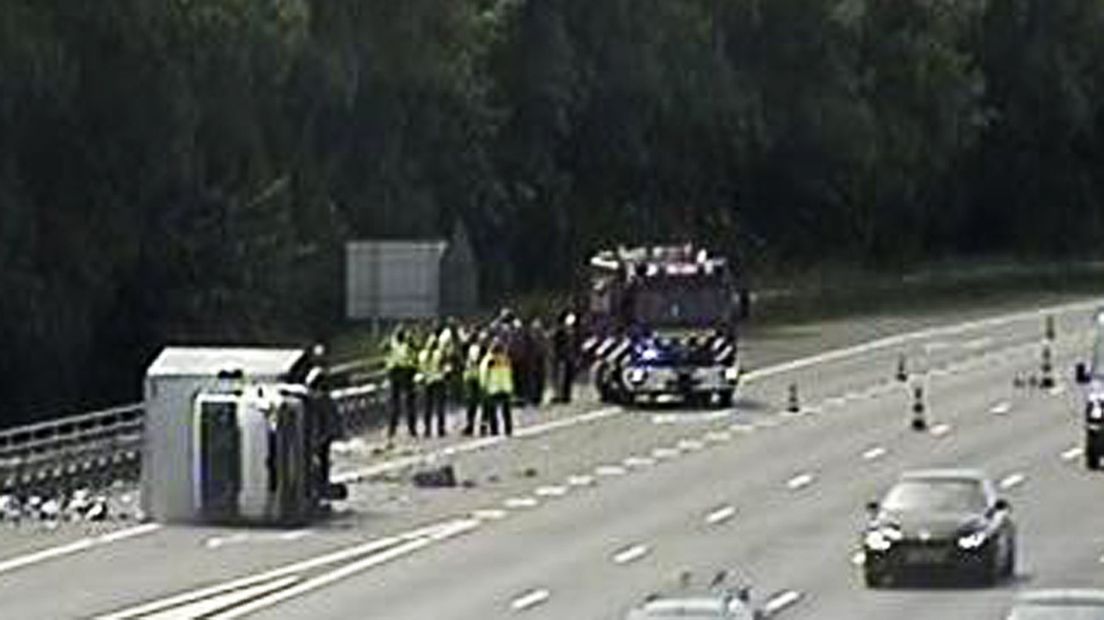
(2, 0, 1102, 424)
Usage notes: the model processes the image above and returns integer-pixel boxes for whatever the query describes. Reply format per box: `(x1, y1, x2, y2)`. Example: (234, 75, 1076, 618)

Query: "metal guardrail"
(0, 358, 390, 497)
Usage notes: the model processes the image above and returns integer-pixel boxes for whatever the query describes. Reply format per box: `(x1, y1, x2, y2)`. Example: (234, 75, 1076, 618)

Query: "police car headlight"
(957, 529, 988, 551)
(626, 368, 647, 384)
(723, 366, 740, 382)
(864, 526, 902, 552)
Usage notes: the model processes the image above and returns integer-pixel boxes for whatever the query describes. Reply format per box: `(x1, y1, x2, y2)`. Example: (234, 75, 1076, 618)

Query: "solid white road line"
(705, 505, 737, 525)
(861, 446, 887, 461)
(0, 523, 161, 576)
(98, 520, 466, 620)
(763, 590, 804, 616)
(612, 544, 651, 565)
(729, 423, 756, 434)
(140, 576, 301, 620)
(335, 407, 623, 484)
(510, 588, 551, 612)
(999, 473, 1027, 490)
(786, 473, 815, 490)
(212, 519, 481, 620)
(1061, 446, 1084, 462)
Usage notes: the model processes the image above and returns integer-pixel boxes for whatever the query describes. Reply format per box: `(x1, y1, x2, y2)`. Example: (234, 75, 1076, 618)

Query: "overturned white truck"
(141, 347, 345, 525)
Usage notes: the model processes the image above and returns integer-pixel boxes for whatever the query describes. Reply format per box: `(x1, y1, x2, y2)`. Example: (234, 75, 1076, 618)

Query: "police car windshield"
(632, 282, 728, 327)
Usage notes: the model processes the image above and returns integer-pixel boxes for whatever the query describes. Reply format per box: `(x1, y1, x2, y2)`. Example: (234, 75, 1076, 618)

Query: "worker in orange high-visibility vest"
(480, 340, 515, 437)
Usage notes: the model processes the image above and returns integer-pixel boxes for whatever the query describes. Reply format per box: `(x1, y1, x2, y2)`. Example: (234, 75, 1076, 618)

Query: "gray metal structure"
(345, 225, 479, 321)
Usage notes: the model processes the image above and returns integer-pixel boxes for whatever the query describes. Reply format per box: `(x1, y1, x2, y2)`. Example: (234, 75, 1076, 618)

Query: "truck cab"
(586, 245, 748, 407)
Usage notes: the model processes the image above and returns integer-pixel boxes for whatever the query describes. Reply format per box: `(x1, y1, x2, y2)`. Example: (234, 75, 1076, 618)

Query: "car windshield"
(632, 282, 729, 327)
(1010, 605, 1104, 620)
(882, 480, 987, 513)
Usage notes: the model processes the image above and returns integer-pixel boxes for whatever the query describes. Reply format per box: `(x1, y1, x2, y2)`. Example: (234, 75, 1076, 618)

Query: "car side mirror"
(865, 501, 879, 517)
(993, 498, 1011, 513)
(1076, 362, 1091, 385)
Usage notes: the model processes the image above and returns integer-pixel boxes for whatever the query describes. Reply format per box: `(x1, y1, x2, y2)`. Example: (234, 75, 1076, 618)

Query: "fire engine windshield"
(631, 280, 729, 327)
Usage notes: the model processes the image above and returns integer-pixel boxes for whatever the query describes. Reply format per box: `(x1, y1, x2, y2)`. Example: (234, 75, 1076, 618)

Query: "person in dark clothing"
(528, 318, 548, 406)
(552, 311, 579, 403)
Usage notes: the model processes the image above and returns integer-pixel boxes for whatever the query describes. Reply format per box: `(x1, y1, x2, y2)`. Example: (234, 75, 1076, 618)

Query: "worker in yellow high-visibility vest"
(461, 330, 487, 436)
(384, 325, 418, 440)
(419, 333, 447, 437)
(480, 340, 515, 437)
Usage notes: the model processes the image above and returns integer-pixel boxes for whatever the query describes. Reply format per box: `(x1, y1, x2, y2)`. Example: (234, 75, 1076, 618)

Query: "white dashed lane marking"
(930, 423, 952, 438)
(612, 544, 651, 565)
(704, 430, 732, 443)
(510, 589, 551, 612)
(786, 473, 816, 490)
(534, 486, 568, 498)
(763, 590, 804, 616)
(705, 505, 737, 525)
(1061, 446, 1084, 462)
(652, 447, 680, 460)
(677, 439, 705, 452)
(999, 473, 1027, 490)
(729, 423, 756, 434)
(624, 456, 656, 469)
(990, 401, 1012, 415)
(1049, 385, 1066, 396)
(472, 509, 508, 521)
(861, 446, 887, 461)
(567, 474, 595, 487)
(595, 465, 627, 477)
(504, 497, 539, 509)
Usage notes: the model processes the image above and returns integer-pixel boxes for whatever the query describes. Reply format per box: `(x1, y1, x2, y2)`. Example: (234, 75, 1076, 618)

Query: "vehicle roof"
(147, 347, 306, 378)
(1016, 590, 1104, 606)
(899, 468, 988, 483)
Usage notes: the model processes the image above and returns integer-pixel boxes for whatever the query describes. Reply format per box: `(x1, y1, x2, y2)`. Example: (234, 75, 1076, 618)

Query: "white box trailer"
(141, 347, 338, 524)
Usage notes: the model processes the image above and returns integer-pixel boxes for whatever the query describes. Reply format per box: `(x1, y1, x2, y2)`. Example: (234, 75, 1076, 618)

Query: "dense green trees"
(2, 0, 1103, 423)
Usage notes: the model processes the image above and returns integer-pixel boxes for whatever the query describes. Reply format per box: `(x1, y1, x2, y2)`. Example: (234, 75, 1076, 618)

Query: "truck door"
(195, 399, 241, 520)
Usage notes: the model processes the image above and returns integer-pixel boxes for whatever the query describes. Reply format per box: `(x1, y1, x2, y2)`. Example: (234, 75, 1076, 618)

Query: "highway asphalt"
(0, 293, 1101, 619)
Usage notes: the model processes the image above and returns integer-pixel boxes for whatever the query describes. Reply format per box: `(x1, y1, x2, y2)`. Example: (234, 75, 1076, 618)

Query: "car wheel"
(863, 566, 888, 589)
(717, 389, 734, 408)
(978, 547, 1000, 586)
(1002, 541, 1016, 579)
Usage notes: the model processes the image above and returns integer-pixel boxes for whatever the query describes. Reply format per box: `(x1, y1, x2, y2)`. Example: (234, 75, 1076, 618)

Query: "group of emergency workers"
(383, 309, 581, 444)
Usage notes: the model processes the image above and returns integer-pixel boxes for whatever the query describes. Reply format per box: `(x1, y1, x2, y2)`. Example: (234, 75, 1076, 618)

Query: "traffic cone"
(1040, 344, 1055, 389)
(787, 383, 801, 414)
(911, 384, 927, 431)
(896, 354, 908, 382)
(1045, 315, 1056, 342)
